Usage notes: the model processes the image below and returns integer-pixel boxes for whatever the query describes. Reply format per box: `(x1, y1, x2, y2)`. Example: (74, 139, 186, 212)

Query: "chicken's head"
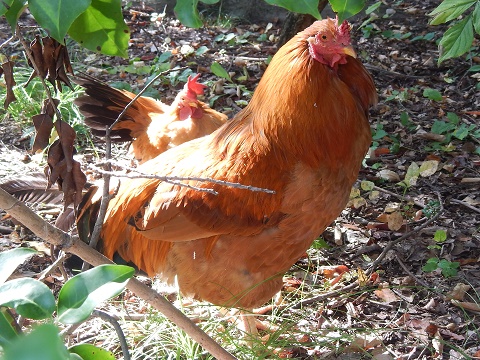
(307, 18, 356, 69)
(177, 74, 207, 120)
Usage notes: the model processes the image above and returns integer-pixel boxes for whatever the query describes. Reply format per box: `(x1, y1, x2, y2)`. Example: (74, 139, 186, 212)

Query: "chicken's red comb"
(337, 18, 352, 37)
(185, 74, 207, 96)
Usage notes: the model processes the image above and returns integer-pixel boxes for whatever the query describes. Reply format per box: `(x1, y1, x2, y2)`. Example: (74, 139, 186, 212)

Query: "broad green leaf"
(68, 0, 130, 57)
(265, 0, 321, 18)
(210, 61, 232, 82)
(438, 15, 474, 63)
(0, 310, 17, 347)
(423, 88, 443, 101)
(0, 247, 36, 284)
(28, 0, 91, 44)
(4, 0, 27, 30)
(431, 119, 456, 134)
(0, 0, 14, 17)
(0, 278, 55, 319)
(200, 0, 219, 4)
(473, 2, 480, 34)
(452, 123, 473, 140)
(57, 265, 134, 324)
(429, 0, 476, 25)
(422, 258, 439, 272)
(69, 344, 116, 360)
(2, 323, 69, 360)
(434, 229, 447, 242)
(175, 0, 202, 28)
(329, 0, 366, 22)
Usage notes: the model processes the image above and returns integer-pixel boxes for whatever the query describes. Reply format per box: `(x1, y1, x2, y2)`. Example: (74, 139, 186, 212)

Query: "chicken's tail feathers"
(0, 173, 86, 232)
(73, 74, 164, 141)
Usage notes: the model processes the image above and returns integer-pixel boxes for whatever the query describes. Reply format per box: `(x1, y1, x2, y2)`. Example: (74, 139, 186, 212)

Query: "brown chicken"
(78, 18, 376, 333)
(74, 74, 227, 164)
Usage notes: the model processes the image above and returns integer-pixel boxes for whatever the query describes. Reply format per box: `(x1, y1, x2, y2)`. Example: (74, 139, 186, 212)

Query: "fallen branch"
(0, 187, 237, 360)
(450, 198, 480, 215)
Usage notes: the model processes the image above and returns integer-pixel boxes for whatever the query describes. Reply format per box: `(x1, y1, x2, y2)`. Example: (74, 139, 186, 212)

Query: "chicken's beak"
(342, 46, 357, 58)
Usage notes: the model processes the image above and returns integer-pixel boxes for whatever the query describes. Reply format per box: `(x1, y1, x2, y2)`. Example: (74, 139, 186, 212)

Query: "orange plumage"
(78, 18, 377, 311)
(74, 74, 227, 164)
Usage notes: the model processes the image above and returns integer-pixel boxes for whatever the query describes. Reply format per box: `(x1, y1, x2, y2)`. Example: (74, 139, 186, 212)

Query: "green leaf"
(0, 247, 37, 285)
(452, 123, 473, 140)
(265, 0, 321, 18)
(446, 111, 460, 124)
(210, 61, 232, 82)
(473, 2, 480, 34)
(28, 0, 91, 44)
(434, 229, 447, 242)
(422, 257, 439, 272)
(438, 259, 459, 278)
(423, 88, 443, 101)
(200, 0, 219, 4)
(2, 323, 70, 360)
(195, 45, 209, 55)
(329, 0, 366, 22)
(0, 278, 55, 320)
(365, 1, 382, 15)
(69, 344, 116, 360)
(174, 0, 202, 28)
(0, 0, 14, 17)
(438, 15, 474, 63)
(57, 265, 134, 324)
(68, 0, 130, 57)
(429, 0, 476, 25)
(4, 0, 27, 30)
(0, 310, 18, 347)
(431, 119, 456, 134)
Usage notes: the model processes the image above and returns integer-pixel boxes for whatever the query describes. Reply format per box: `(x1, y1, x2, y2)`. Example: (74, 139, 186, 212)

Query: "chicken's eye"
(321, 34, 328, 41)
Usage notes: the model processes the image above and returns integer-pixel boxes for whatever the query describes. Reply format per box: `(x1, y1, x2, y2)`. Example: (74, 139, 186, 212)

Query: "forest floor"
(0, 0, 479, 359)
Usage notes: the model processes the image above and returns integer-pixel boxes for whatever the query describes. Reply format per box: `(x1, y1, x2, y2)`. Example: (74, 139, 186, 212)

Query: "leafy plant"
(428, 0, 480, 63)
(0, 248, 134, 360)
(422, 257, 460, 278)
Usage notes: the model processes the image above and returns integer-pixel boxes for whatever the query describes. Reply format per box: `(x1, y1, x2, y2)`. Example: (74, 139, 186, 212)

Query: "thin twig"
(92, 310, 131, 360)
(15, 24, 62, 121)
(89, 164, 276, 195)
(292, 281, 360, 309)
(395, 256, 431, 288)
(367, 191, 444, 275)
(86, 66, 188, 266)
(450, 199, 480, 214)
(0, 36, 16, 51)
(38, 252, 69, 281)
(373, 185, 425, 208)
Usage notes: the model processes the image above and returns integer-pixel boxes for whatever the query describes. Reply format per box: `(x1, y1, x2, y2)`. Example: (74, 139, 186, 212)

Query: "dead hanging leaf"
(42, 36, 57, 88)
(387, 211, 404, 231)
(25, 36, 74, 92)
(31, 98, 60, 153)
(2, 61, 17, 109)
(32, 114, 54, 153)
(446, 283, 471, 301)
(419, 160, 439, 177)
(54, 120, 76, 172)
